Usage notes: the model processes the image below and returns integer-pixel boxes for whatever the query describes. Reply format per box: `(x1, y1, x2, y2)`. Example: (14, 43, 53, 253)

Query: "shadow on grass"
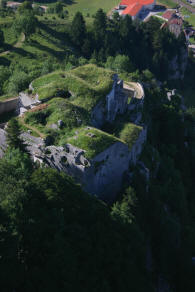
(28, 39, 66, 60)
(2, 43, 35, 58)
(0, 56, 11, 66)
(39, 22, 72, 46)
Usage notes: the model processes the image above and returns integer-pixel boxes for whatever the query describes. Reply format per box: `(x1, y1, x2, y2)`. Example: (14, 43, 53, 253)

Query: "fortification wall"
(0, 98, 18, 115)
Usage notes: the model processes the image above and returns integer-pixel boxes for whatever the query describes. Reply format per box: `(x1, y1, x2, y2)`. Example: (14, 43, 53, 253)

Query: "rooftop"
(162, 10, 175, 20)
(120, 0, 155, 16)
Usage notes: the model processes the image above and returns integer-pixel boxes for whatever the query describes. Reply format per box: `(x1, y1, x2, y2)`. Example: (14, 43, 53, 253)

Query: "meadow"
(157, 0, 177, 8)
(60, 0, 119, 17)
(180, 7, 195, 27)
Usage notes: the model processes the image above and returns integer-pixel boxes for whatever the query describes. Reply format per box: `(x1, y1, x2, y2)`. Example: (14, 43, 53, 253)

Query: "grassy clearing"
(157, 0, 177, 8)
(62, 0, 119, 17)
(180, 8, 195, 27)
(66, 127, 120, 159)
(0, 16, 71, 70)
(32, 71, 64, 89)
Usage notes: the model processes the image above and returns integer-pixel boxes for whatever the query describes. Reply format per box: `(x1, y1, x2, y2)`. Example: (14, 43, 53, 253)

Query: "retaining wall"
(0, 98, 18, 115)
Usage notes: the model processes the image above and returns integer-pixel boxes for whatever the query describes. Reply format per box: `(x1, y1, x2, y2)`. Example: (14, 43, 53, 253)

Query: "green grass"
(118, 123, 142, 150)
(31, 64, 114, 111)
(189, 37, 195, 44)
(1, 24, 18, 45)
(0, 16, 72, 70)
(157, 0, 177, 8)
(180, 8, 195, 27)
(31, 71, 64, 90)
(24, 65, 114, 145)
(0, 94, 17, 102)
(62, 0, 119, 17)
(65, 126, 120, 159)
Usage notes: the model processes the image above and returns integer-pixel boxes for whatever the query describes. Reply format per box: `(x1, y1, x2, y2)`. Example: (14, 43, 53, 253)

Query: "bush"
(12, 11, 37, 37)
(7, 70, 30, 94)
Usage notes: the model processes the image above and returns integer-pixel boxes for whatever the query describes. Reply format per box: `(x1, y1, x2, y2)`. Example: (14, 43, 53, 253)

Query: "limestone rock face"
(0, 129, 7, 158)
(18, 92, 40, 109)
(84, 142, 130, 202)
(129, 127, 147, 165)
(28, 127, 147, 203)
(91, 100, 105, 128)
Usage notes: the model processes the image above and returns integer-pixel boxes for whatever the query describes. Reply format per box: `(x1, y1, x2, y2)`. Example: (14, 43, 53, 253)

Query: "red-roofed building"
(118, 0, 156, 20)
(161, 14, 183, 38)
(162, 10, 175, 20)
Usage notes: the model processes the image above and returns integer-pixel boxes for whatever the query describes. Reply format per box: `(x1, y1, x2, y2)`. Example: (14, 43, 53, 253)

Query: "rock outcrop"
(0, 129, 7, 158)
(25, 127, 147, 203)
(18, 92, 40, 116)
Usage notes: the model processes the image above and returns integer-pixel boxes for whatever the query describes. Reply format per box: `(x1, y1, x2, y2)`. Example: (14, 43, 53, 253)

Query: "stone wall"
(91, 75, 128, 128)
(0, 98, 18, 115)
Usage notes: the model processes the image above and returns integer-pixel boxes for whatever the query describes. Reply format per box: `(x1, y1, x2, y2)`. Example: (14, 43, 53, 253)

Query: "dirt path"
(0, 33, 25, 56)
(20, 116, 45, 139)
(14, 33, 25, 48)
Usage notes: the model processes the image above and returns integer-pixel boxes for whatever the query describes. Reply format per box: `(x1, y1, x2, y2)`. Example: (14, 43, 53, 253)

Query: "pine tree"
(6, 118, 25, 151)
(93, 9, 107, 49)
(71, 12, 86, 47)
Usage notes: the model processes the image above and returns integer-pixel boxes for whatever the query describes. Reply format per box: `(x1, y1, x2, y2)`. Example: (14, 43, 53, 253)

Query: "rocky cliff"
(28, 127, 147, 203)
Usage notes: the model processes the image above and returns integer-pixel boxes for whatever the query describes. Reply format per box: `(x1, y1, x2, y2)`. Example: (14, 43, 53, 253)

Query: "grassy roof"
(63, 127, 120, 159)
(118, 123, 142, 151)
(31, 64, 114, 111)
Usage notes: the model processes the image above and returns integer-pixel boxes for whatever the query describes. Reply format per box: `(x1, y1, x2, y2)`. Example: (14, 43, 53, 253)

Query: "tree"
(55, 1, 63, 14)
(71, 12, 86, 47)
(93, 9, 107, 49)
(18, 1, 33, 14)
(6, 118, 25, 151)
(111, 187, 136, 224)
(7, 69, 30, 94)
(0, 29, 4, 47)
(13, 10, 37, 37)
(0, 0, 6, 9)
(114, 54, 134, 72)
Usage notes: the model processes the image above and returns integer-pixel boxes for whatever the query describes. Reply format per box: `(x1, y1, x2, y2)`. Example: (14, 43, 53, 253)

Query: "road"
(172, 0, 195, 13)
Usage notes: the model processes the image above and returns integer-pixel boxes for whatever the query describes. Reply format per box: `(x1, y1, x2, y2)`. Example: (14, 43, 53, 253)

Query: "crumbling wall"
(91, 75, 128, 128)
